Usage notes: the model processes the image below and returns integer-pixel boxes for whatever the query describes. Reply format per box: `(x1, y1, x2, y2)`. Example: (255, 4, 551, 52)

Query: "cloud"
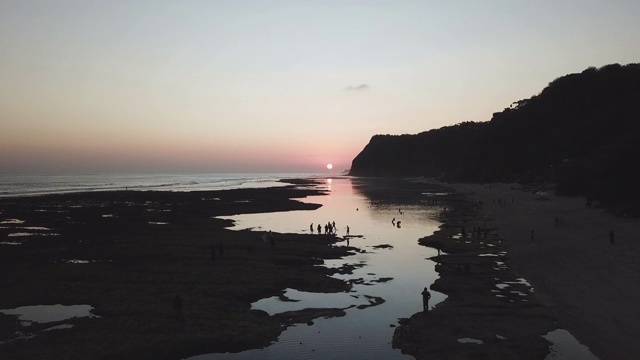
(344, 84, 370, 92)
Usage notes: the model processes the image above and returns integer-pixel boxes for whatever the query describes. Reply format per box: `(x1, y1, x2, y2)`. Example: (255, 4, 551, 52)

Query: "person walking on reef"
(346, 225, 350, 236)
(421, 287, 431, 312)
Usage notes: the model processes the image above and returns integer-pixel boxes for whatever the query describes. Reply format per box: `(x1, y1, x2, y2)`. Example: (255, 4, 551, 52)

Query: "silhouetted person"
(310, 223, 313, 232)
(609, 230, 615, 245)
(317, 224, 321, 234)
(173, 295, 183, 311)
(421, 287, 431, 311)
(346, 226, 350, 236)
(392, 217, 395, 225)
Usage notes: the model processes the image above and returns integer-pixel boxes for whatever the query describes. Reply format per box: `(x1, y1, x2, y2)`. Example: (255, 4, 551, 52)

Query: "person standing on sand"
(346, 226, 350, 236)
(422, 287, 431, 312)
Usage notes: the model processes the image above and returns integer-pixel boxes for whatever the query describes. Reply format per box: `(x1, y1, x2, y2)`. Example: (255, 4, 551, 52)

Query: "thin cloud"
(345, 84, 370, 92)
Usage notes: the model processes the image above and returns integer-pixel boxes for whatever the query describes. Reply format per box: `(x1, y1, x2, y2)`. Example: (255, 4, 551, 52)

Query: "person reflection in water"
(422, 287, 431, 312)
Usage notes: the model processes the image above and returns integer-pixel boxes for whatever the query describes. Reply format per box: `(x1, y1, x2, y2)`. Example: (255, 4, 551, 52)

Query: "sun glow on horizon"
(326, 164, 333, 170)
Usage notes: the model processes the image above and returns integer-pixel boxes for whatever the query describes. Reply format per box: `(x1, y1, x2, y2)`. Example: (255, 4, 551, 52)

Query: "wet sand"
(393, 190, 558, 359)
(0, 181, 354, 360)
(448, 183, 640, 360)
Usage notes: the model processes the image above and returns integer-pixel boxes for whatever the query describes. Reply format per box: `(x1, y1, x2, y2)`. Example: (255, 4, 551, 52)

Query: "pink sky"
(2, 1, 639, 174)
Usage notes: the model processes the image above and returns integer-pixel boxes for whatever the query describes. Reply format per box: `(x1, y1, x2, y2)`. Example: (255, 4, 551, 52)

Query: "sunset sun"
(326, 163, 333, 170)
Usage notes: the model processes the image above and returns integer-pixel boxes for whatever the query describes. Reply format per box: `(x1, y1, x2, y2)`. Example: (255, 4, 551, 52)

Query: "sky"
(1, 1, 639, 174)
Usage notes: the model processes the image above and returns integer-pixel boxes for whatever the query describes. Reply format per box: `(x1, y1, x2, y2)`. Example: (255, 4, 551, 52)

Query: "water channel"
(189, 177, 443, 359)
(188, 177, 598, 360)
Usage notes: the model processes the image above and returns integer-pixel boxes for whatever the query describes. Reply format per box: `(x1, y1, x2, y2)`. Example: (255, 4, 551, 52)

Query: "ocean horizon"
(0, 173, 329, 198)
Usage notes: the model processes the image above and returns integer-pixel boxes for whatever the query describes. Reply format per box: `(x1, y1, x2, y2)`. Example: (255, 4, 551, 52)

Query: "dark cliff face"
(349, 63, 640, 210)
(349, 123, 485, 179)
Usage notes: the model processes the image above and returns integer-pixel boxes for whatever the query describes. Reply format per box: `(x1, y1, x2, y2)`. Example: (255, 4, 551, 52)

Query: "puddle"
(544, 329, 599, 360)
(44, 324, 74, 331)
(457, 337, 484, 344)
(0, 241, 21, 245)
(57, 259, 112, 264)
(1, 219, 25, 224)
(253, 289, 375, 315)
(0, 304, 98, 323)
(8, 233, 59, 237)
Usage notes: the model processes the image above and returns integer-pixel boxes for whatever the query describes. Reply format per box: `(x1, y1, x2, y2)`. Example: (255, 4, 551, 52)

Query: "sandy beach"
(449, 183, 640, 360)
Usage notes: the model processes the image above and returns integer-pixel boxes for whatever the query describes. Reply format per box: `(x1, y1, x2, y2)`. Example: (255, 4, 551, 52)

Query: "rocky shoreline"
(393, 191, 558, 359)
(0, 180, 356, 360)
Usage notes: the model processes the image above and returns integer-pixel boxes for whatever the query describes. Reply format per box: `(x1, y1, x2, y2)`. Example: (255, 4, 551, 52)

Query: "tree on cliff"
(349, 63, 640, 213)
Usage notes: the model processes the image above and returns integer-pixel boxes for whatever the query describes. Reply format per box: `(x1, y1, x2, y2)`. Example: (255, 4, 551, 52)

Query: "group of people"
(310, 221, 349, 236)
(493, 197, 512, 206)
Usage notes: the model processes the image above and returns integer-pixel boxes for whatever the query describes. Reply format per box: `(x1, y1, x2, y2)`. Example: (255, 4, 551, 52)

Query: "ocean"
(0, 173, 320, 197)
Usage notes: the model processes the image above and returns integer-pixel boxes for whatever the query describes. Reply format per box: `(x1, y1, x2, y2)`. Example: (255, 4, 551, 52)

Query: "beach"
(3, 178, 638, 359)
(449, 183, 640, 360)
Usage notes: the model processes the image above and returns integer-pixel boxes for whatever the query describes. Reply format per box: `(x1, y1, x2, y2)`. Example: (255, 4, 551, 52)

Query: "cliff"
(349, 63, 640, 209)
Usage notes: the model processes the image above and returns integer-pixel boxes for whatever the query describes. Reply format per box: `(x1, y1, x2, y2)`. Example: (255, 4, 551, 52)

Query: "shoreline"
(448, 183, 640, 360)
(392, 190, 557, 359)
(394, 181, 639, 359)
(0, 181, 355, 360)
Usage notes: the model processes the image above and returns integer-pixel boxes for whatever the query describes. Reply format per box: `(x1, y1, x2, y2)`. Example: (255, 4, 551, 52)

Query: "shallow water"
(544, 329, 600, 360)
(0, 304, 97, 323)
(186, 177, 598, 360)
(190, 178, 444, 359)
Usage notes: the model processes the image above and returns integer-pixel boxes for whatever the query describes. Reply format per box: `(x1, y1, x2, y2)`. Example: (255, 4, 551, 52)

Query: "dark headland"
(351, 63, 640, 359)
(350, 63, 640, 215)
